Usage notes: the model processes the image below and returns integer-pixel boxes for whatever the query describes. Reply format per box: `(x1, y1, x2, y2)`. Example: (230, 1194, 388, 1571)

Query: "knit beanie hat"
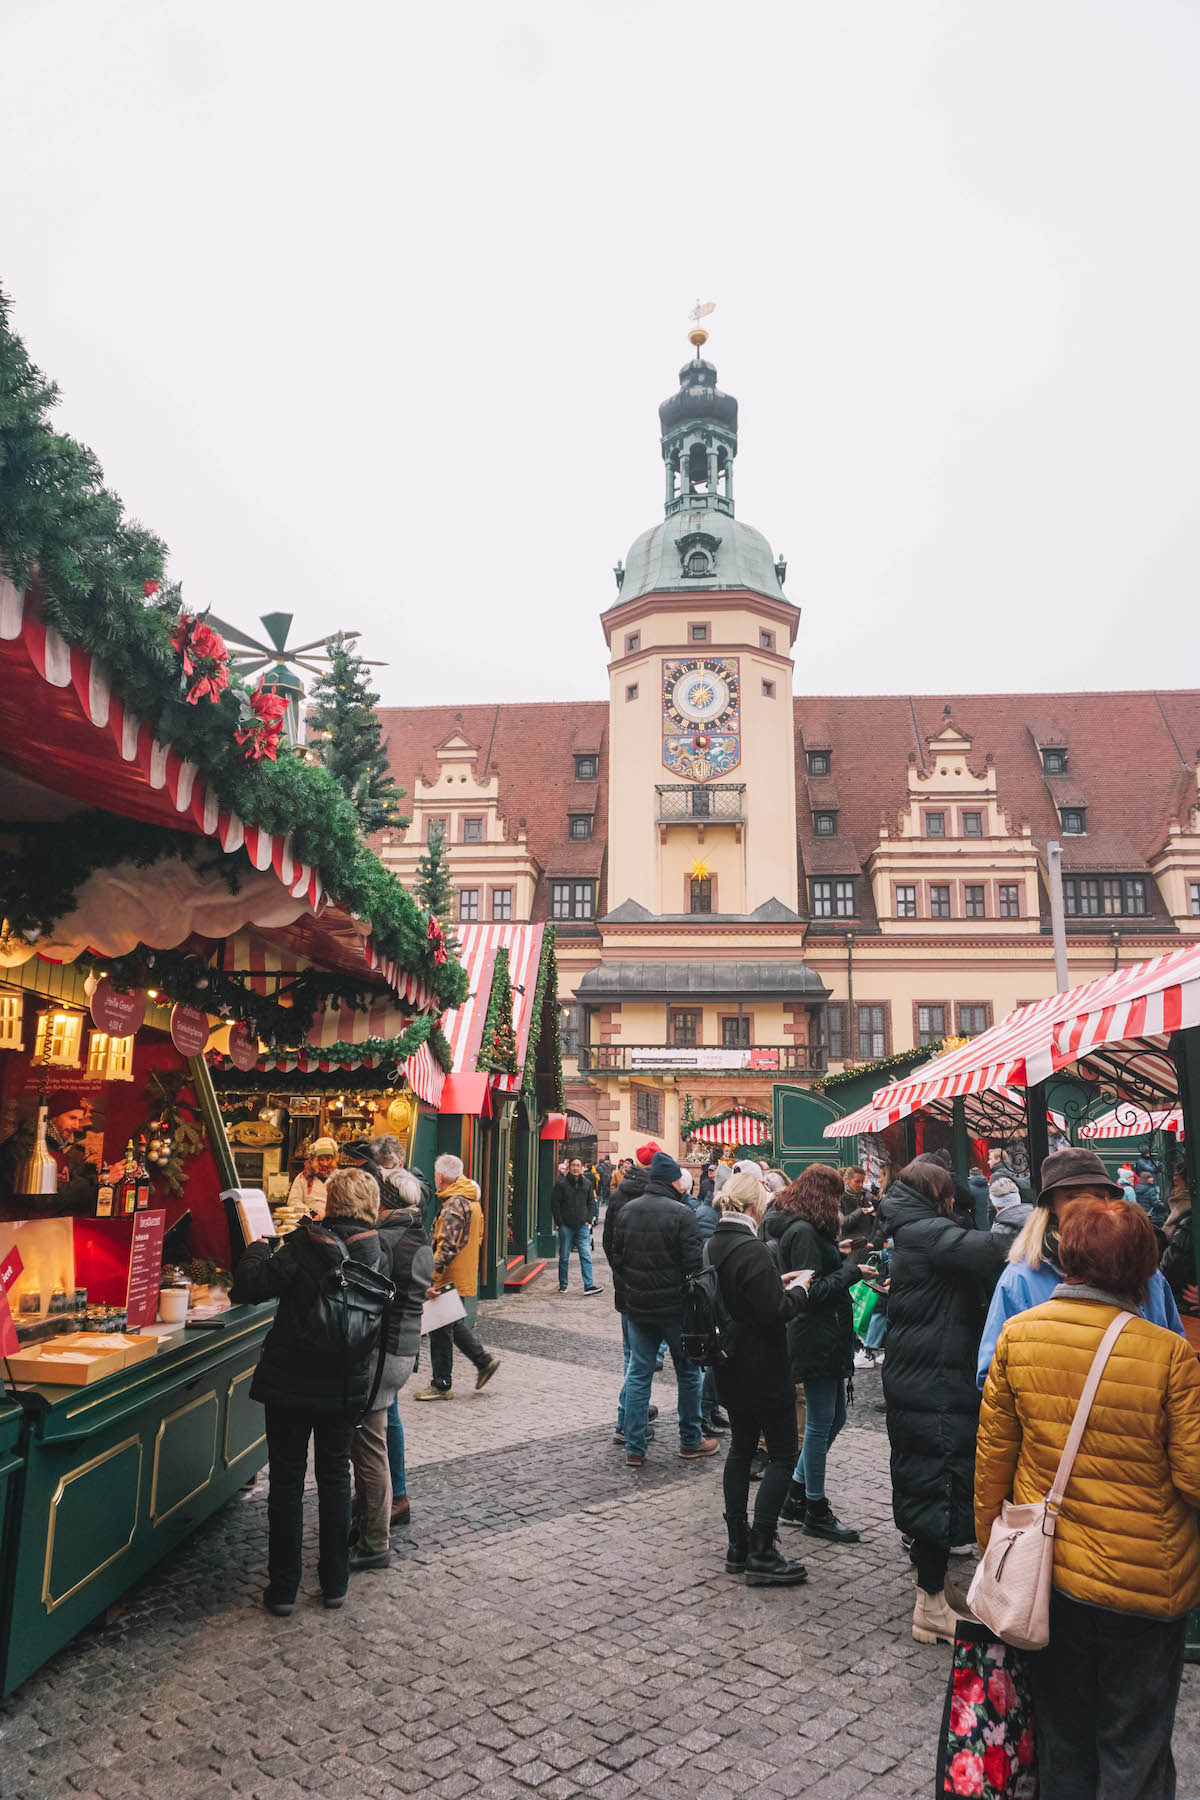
(713, 1163, 731, 1192)
(635, 1142, 661, 1167)
(733, 1158, 763, 1180)
(988, 1174, 1019, 1202)
(649, 1150, 682, 1185)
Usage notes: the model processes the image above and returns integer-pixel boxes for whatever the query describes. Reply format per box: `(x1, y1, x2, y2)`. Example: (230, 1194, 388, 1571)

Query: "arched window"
(686, 550, 709, 577)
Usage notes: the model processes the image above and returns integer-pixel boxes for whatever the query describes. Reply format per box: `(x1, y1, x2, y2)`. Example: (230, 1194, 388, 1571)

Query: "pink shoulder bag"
(968, 1308, 1133, 1650)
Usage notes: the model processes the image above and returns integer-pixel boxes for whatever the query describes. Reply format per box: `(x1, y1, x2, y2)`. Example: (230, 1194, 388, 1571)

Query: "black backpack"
(296, 1224, 395, 1408)
(681, 1243, 741, 1369)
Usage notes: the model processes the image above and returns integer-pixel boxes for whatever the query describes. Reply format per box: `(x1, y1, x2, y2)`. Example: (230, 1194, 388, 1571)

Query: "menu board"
(125, 1209, 167, 1328)
(0, 1246, 23, 1357)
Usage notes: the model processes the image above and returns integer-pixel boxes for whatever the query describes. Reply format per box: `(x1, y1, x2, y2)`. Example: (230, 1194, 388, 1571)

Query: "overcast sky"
(2, 1, 1198, 706)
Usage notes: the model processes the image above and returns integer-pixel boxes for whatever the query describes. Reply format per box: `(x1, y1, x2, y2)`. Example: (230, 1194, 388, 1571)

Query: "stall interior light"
(0, 993, 24, 1048)
(87, 1030, 135, 1081)
(33, 1010, 83, 1067)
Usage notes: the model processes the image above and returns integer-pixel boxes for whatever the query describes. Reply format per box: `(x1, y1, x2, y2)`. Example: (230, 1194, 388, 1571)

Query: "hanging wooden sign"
(169, 1004, 209, 1057)
(227, 1023, 259, 1071)
(90, 979, 146, 1038)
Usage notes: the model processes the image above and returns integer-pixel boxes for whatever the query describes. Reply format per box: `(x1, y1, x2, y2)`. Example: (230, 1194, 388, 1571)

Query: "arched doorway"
(562, 1108, 597, 1168)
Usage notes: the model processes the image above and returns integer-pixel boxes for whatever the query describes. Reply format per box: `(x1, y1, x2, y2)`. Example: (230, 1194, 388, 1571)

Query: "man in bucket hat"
(976, 1146, 1184, 1387)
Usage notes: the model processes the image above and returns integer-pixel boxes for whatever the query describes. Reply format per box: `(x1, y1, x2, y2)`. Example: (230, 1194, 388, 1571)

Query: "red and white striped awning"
(223, 927, 437, 1048)
(824, 1087, 1067, 1142)
(0, 578, 323, 909)
(439, 923, 546, 1095)
(691, 1114, 769, 1146)
(0, 579, 437, 1015)
(1046, 942, 1200, 1077)
(1079, 1106, 1184, 1140)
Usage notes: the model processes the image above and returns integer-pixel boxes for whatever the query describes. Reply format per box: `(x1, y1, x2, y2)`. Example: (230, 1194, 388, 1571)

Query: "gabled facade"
(375, 336, 1200, 1160)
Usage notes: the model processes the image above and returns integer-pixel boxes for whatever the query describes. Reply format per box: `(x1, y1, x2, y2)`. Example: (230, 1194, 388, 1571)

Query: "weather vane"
(688, 299, 715, 351)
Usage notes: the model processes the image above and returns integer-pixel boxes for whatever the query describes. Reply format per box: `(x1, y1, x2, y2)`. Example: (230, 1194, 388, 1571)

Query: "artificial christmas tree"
(414, 823, 457, 948)
(307, 632, 407, 834)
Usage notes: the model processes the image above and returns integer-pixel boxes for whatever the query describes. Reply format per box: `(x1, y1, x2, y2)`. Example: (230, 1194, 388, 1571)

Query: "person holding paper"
(413, 1155, 500, 1400)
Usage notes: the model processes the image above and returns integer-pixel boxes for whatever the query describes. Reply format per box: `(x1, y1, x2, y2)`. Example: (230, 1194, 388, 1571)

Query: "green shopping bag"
(850, 1281, 878, 1337)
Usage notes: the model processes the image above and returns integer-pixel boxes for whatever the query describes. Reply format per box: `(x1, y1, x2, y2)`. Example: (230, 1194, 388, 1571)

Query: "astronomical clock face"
(662, 656, 741, 779)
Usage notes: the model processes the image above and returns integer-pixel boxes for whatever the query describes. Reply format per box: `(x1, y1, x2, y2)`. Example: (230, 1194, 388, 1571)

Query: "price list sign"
(125, 1209, 167, 1329)
(0, 1246, 23, 1358)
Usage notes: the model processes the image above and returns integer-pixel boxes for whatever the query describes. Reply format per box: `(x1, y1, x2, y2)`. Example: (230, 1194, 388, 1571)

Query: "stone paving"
(1, 1240, 1197, 1800)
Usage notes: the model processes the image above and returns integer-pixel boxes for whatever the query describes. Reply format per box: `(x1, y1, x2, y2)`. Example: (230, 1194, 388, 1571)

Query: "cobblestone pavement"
(1, 1240, 1197, 1799)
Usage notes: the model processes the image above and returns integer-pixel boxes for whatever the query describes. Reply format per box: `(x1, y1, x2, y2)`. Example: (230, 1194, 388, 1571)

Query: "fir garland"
(258, 1017, 438, 1071)
(0, 288, 466, 1013)
(77, 943, 416, 1048)
(521, 925, 563, 1108)
(685, 1103, 772, 1133)
(476, 949, 518, 1075)
(813, 1041, 945, 1093)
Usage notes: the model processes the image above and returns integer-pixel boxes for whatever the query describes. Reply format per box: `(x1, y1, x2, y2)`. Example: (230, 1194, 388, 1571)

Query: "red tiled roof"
(376, 701, 609, 921)
(377, 690, 1200, 930)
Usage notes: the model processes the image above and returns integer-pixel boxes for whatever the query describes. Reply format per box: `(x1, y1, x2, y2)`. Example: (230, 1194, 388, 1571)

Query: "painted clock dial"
(661, 656, 741, 779)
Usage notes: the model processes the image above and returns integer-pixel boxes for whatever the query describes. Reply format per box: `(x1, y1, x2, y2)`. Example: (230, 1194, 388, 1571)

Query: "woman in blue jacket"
(976, 1146, 1183, 1388)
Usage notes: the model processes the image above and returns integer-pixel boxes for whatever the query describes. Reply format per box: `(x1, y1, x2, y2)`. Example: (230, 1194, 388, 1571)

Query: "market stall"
(0, 569, 464, 1697)
(435, 922, 563, 1295)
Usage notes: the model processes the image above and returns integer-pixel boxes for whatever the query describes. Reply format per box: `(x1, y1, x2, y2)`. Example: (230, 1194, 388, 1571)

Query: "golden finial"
(688, 299, 715, 352)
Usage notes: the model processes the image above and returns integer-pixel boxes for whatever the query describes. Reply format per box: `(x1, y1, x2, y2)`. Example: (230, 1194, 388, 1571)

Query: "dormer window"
(813, 810, 837, 837)
(925, 811, 946, 838)
(807, 750, 831, 777)
(568, 815, 592, 841)
(686, 553, 711, 579)
(574, 754, 598, 781)
(1060, 807, 1086, 835)
(1043, 748, 1068, 774)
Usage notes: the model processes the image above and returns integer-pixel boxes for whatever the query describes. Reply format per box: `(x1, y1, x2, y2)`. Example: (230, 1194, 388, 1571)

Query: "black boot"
(745, 1522, 808, 1588)
(724, 1512, 749, 1575)
(778, 1478, 807, 1528)
(803, 1497, 861, 1544)
(703, 1411, 730, 1435)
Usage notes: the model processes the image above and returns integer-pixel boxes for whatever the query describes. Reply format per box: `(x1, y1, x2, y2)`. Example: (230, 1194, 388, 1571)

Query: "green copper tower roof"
(611, 343, 787, 606)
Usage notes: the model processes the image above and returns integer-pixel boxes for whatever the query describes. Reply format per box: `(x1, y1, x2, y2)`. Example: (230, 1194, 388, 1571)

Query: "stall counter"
(0, 1301, 274, 1698)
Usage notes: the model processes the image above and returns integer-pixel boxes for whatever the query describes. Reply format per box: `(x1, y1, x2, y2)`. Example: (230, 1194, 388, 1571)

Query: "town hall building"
(375, 331, 1200, 1161)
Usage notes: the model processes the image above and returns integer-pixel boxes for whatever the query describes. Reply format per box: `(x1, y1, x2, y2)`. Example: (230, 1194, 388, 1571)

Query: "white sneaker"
(950, 1542, 978, 1556)
(853, 1349, 877, 1370)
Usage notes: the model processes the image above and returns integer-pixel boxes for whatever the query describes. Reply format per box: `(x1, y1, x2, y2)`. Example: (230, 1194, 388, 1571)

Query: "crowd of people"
(600, 1136, 1200, 1796)
(231, 1127, 1200, 1796)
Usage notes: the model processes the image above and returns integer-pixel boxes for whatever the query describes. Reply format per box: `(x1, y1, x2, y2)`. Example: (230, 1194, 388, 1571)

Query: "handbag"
(850, 1280, 878, 1337)
(935, 1622, 1038, 1798)
(967, 1308, 1133, 1651)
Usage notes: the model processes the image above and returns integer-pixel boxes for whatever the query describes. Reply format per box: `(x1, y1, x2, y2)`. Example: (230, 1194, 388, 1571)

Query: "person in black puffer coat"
(708, 1171, 811, 1587)
(609, 1151, 712, 1465)
(879, 1156, 1005, 1646)
(604, 1157, 655, 1443)
(768, 1164, 868, 1544)
(231, 1168, 391, 1615)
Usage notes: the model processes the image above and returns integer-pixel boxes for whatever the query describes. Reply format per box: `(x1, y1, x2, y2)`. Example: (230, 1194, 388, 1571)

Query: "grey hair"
(435, 1152, 464, 1183)
(374, 1134, 404, 1167)
(387, 1168, 423, 1209)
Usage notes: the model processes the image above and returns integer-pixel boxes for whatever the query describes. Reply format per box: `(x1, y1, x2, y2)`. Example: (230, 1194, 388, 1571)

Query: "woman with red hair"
(976, 1197, 1200, 1797)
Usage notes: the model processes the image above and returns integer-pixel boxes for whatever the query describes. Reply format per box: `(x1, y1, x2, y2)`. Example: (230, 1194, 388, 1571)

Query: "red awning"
(541, 1113, 567, 1141)
(439, 1072, 493, 1118)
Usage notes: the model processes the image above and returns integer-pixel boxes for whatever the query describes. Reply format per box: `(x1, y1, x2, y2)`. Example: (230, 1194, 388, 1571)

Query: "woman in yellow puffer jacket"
(976, 1196, 1200, 1800)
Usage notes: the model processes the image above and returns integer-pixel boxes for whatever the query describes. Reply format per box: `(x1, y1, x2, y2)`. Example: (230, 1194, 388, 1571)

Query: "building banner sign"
(630, 1046, 780, 1071)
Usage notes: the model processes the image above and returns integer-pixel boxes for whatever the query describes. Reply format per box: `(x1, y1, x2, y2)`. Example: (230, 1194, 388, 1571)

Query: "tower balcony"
(656, 783, 745, 825)
(578, 1043, 825, 1076)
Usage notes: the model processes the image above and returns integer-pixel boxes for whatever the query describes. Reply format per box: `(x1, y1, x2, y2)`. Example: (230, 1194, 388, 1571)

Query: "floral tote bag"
(935, 1622, 1038, 1798)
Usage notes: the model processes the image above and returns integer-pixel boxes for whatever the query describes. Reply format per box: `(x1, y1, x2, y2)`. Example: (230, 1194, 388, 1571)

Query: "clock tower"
(601, 331, 801, 918)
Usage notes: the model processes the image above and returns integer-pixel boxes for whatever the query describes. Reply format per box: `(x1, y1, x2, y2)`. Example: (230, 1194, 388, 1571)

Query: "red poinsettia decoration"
(235, 678, 288, 762)
(427, 915, 447, 966)
(171, 611, 230, 705)
(143, 578, 159, 598)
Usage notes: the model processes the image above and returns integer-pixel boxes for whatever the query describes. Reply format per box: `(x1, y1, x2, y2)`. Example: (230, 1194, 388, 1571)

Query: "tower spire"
(659, 314, 737, 521)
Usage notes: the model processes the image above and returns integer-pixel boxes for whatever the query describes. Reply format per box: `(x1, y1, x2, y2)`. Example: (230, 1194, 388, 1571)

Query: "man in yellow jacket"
(413, 1154, 501, 1400)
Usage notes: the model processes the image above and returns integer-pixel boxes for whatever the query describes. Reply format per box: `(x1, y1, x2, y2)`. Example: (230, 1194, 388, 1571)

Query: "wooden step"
(503, 1258, 547, 1291)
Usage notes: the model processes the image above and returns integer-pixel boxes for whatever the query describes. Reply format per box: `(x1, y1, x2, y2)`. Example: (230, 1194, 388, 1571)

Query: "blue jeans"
(864, 1309, 888, 1352)
(623, 1316, 703, 1457)
(558, 1223, 595, 1290)
(616, 1313, 633, 1429)
(386, 1396, 405, 1496)
(796, 1375, 848, 1500)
